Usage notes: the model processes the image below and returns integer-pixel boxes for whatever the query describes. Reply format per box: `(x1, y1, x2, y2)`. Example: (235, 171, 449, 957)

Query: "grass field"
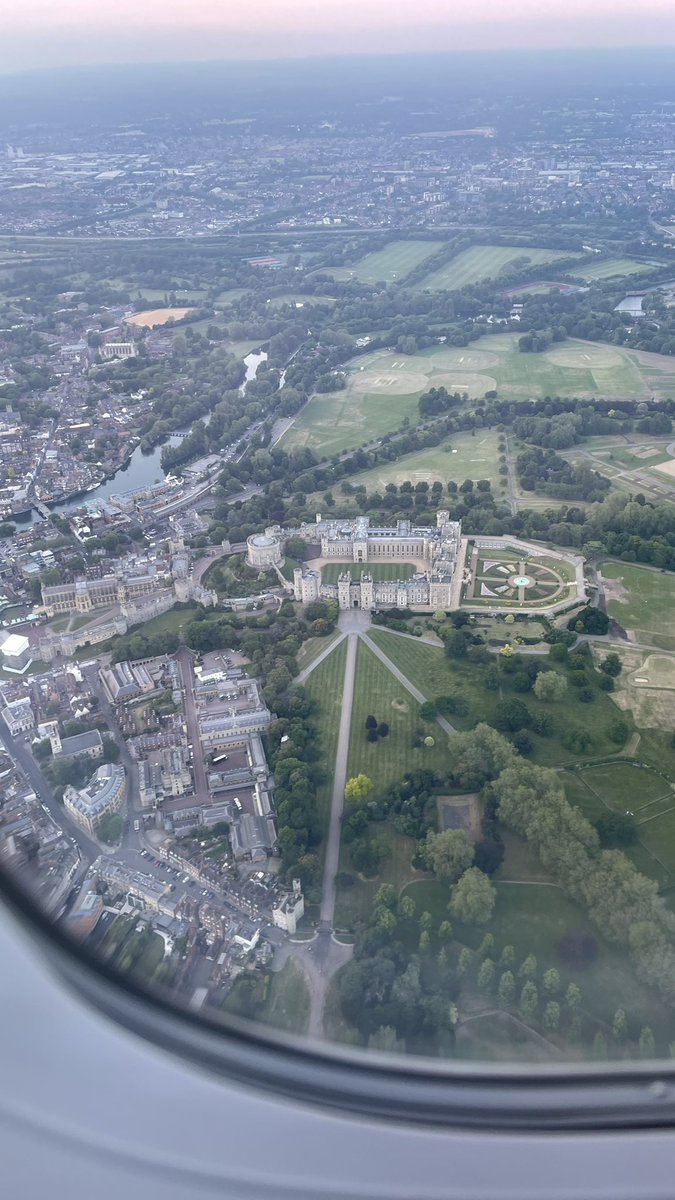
(320, 562, 416, 584)
(402, 878, 674, 1050)
(296, 630, 341, 671)
(325, 240, 446, 284)
(261, 960, 310, 1036)
(124, 307, 196, 327)
(334, 823, 426, 929)
(338, 430, 504, 493)
(281, 334, 651, 456)
(601, 561, 675, 640)
(366, 627, 628, 766)
(573, 257, 658, 281)
(416, 245, 569, 292)
(346, 641, 450, 788)
(303, 639, 347, 841)
(562, 766, 675, 887)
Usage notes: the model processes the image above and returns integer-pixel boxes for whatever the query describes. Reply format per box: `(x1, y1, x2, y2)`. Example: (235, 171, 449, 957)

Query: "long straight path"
(361, 631, 456, 735)
(319, 632, 357, 929)
(296, 631, 347, 684)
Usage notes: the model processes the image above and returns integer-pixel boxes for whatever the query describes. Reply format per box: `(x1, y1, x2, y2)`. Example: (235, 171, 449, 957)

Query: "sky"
(3, 0, 675, 72)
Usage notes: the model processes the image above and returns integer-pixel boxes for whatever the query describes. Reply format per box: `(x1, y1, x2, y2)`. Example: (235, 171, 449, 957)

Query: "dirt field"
(654, 458, 675, 479)
(124, 307, 196, 328)
(591, 644, 675, 730)
(437, 794, 481, 840)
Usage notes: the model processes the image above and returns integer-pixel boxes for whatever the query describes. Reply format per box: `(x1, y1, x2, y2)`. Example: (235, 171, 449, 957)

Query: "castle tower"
(360, 574, 374, 610)
(437, 510, 449, 528)
(46, 721, 62, 756)
(337, 572, 352, 610)
(293, 567, 303, 602)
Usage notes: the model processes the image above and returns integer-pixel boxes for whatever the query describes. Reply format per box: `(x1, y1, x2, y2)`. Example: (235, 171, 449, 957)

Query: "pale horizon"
(3, 0, 675, 73)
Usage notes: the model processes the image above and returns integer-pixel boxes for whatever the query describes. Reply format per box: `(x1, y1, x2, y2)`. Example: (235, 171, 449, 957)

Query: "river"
(15, 349, 267, 526)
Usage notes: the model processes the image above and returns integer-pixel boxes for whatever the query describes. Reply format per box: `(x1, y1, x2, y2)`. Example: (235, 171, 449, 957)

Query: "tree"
(477, 959, 495, 991)
(445, 629, 468, 659)
(424, 829, 474, 883)
(365, 715, 377, 730)
(478, 933, 495, 959)
(519, 981, 539, 1019)
(419, 910, 433, 934)
(377, 722, 390, 739)
(543, 968, 560, 994)
(596, 812, 637, 848)
(399, 895, 416, 919)
(494, 698, 531, 733)
(418, 930, 431, 952)
(498, 970, 516, 1004)
(565, 982, 582, 1011)
(499, 945, 516, 969)
(533, 671, 568, 702)
(613, 1007, 628, 1043)
(543, 1001, 561, 1032)
(345, 775, 374, 804)
(449, 868, 496, 926)
(457, 947, 472, 976)
(519, 954, 537, 980)
(601, 653, 623, 678)
(374, 884, 397, 910)
(639, 1026, 656, 1058)
(438, 920, 453, 941)
(368, 1025, 404, 1053)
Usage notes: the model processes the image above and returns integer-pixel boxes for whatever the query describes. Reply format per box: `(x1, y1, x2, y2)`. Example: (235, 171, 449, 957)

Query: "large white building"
(293, 512, 462, 610)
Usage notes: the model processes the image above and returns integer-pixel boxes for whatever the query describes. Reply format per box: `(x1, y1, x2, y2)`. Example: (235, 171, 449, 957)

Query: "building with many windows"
(63, 763, 126, 837)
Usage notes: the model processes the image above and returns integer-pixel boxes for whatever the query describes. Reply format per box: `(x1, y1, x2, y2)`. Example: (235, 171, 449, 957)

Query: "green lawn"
(346, 640, 450, 788)
(320, 562, 416, 585)
(296, 630, 342, 671)
(563, 768, 673, 888)
(281, 334, 650, 457)
(304, 639, 347, 841)
(334, 823, 427, 929)
(326, 240, 446, 284)
(339, 430, 505, 493)
(402, 878, 674, 1051)
(601, 561, 675, 639)
(416, 244, 569, 291)
(574, 257, 659, 281)
(261, 960, 310, 1036)
(366, 628, 629, 765)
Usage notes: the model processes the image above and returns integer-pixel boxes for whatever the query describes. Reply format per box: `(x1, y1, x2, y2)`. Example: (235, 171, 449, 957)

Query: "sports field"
(573, 257, 658, 282)
(124, 307, 196, 328)
(601, 561, 675, 640)
(320, 562, 416, 585)
(416, 244, 569, 292)
(339, 430, 504, 492)
(281, 334, 650, 456)
(326, 240, 446, 284)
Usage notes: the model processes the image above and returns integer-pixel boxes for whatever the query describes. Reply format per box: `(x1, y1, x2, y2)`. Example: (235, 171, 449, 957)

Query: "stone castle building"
(293, 512, 462, 610)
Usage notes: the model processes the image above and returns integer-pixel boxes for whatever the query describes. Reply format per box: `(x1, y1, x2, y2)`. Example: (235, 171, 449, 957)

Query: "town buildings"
(63, 762, 126, 836)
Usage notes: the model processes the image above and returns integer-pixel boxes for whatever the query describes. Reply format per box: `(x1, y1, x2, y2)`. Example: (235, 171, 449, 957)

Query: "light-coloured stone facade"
(246, 531, 284, 570)
(42, 573, 162, 616)
(293, 512, 462, 611)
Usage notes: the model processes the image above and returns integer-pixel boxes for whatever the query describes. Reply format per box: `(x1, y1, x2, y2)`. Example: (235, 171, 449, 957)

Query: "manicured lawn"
(346, 640, 450, 788)
(573, 257, 658, 281)
(320, 562, 416, 585)
(339, 430, 504, 493)
(366, 628, 629, 765)
(601, 561, 675, 639)
(281, 334, 651, 457)
(580, 762, 669, 811)
(304, 638, 347, 841)
(296, 630, 341, 671)
(416, 244, 569, 291)
(326, 239, 446, 284)
(261, 960, 310, 1036)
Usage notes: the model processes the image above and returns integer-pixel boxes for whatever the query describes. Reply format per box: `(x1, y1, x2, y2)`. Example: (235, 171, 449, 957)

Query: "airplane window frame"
(3, 864, 675, 1133)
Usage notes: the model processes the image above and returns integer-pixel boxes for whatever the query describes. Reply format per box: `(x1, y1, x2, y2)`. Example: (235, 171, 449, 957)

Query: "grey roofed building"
(229, 812, 277, 862)
(58, 729, 103, 759)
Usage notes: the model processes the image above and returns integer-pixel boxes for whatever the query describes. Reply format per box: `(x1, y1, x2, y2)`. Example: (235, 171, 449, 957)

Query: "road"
(175, 646, 209, 804)
(319, 631, 357, 931)
(295, 631, 347, 684)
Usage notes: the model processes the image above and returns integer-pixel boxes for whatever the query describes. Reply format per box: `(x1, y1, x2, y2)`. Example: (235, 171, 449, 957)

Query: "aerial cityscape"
(3, 49, 675, 1063)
